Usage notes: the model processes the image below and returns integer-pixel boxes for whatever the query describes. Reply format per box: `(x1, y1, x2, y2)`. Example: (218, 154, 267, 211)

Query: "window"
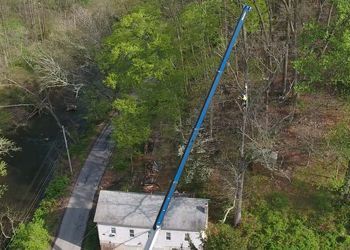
(130, 229, 135, 237)
(111, 227, 116, 234)
(166, 232, 171, 240)
(185, 233, 190, 241)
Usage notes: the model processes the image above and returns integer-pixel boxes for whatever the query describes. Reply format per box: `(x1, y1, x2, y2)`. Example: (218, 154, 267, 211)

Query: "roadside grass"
(9, 175, 70, 249)
(70, 124, 102, 163)
(39, 175, 70, 233)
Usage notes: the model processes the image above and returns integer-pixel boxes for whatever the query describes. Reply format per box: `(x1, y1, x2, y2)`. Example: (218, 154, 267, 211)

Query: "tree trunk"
(293, 0, 298, 84)
(283, 0, 291, 94)
(234, 24, 249, 227)
(209, 104, 213, 139)
(342, 160, 350, 201)
(234, 165, 245, 226)
(327, 4, 334, 27)
(0, 4, 9, 67)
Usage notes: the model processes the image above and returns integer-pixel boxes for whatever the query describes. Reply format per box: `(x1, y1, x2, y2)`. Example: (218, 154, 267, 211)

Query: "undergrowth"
(206, 190, 350, 250)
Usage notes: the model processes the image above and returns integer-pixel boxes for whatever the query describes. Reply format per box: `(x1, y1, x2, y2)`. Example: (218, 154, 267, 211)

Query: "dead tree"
(0, 207, 20, 245)
(234, 23, 249, 227)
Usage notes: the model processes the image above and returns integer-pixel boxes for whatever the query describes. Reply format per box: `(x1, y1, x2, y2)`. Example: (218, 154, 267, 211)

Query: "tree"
(112, 96, 151, 168)
(99, 5, 175, 93)
(0, 136, 18, 198)
(343, 162, 350, 201)
(294, 0, 350, 93)
(205, 224, 242, 250)
(0, 134, 19, 243)
(173, 0, 287, 228)
(99, 2, 185, 166)
(0, 0, 136, 135)
(10, 219, 50, 250)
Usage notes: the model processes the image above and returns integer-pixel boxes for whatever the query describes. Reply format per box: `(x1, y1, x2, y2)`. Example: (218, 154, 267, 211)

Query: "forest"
(0, 0, 350, 249)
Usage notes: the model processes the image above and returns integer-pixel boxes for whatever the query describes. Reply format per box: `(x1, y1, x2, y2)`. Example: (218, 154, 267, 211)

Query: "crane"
(144, 4, 252, 250)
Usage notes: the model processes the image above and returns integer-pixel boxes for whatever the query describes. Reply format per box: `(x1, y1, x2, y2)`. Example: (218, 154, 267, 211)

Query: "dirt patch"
(241, 91, 350, 216)
(278, 92, 348, 173)
(99, 169, 119, 190)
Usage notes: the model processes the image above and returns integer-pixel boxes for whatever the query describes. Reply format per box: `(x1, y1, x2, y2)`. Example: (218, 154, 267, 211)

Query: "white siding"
(97, 224, 203, 250)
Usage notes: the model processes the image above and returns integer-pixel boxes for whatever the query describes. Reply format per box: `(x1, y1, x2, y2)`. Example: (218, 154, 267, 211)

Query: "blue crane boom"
(145, 5, 252, 250)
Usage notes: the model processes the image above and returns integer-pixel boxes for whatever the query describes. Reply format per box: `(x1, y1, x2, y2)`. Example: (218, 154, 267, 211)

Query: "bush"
(10, 176, 70, 249)
(267, 192, 289, 210)
(44, 175, 69, 200)
(285, 219, 320, 250)
(33, 199, 56, 220)
(310, 191, 334, 213)
(33, 175, 70, 220)
(319, 232, 350, 250)
(249, 210, 319, 249)
(84, 89, 111, 123)
(10, 219, 50, 250)
(327, 122, 350, 161)
(205, 224, 244, 250)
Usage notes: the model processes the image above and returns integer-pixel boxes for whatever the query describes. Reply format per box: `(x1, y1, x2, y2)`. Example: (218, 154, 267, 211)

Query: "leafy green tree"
(99, 2, 185, 165)
(178, 0, 223, 87)
(0, 136, 18, 198)
(99, 5, 175, 92)
(10, 219, 50, 250)
(113, 97, 151, 151)
(294, 0, 350, 92)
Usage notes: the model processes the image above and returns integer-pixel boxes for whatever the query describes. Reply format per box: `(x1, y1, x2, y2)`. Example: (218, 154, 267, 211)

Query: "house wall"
(97, 224, 203, 250)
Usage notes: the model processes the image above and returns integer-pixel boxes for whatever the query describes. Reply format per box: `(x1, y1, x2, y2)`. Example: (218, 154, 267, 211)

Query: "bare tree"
(0, 207, 20, 245)
(233, 22, 249, 226)
(26, 50, 84, 96)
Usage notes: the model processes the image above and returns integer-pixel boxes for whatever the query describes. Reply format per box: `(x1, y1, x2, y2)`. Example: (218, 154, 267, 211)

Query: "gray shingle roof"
(94, 190, 208, 231)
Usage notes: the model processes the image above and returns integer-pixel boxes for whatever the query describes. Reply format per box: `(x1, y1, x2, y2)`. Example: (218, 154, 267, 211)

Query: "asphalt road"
(52, 125, 113, 250)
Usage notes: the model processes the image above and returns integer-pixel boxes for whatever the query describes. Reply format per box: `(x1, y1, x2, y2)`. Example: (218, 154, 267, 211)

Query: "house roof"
(94, 190, 209, 232)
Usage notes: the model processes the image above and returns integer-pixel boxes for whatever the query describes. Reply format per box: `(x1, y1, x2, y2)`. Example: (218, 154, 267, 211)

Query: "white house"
(94, 190, 209, 250)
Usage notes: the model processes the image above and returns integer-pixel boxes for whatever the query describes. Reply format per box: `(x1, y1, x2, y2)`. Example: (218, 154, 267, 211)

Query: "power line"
(4, 156, 59, 250)
(17, 133, 66, 223)
(21, 158, 58, 222)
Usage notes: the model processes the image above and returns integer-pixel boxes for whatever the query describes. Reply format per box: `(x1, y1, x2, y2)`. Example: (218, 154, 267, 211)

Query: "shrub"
(10, 219, 50, 250)
(285, 219, 320, 250)
(44, 175, 69, 200)
(310, 191, 334, 213)
(33, 199, 56, 220)
(205, 224, 244, 250)
(327, 122, 350, 161)
(249, 209, 319, 249)
(268, 192, 289, 210)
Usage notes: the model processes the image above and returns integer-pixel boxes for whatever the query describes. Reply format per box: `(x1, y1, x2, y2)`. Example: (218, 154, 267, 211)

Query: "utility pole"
(62, 125, 73, 175)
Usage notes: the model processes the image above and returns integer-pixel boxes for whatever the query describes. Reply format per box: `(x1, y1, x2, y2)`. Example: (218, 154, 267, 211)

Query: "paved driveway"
(53, 125, 113, 250)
